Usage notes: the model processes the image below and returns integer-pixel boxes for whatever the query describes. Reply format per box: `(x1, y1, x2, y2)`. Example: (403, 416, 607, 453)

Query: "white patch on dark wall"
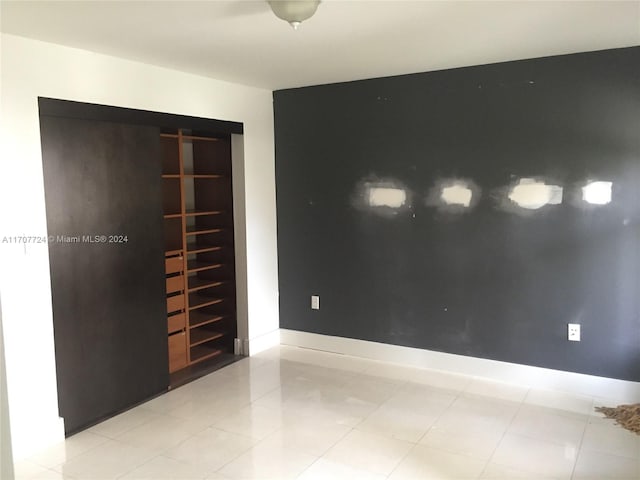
(582, 181, 613, 205)
(442, 184, 472, 207)
(495, 177, 564, 214)
(564, 178, 617, 210)
(425, 178, 480, 214)
(352, 176, 412, 217)
(368, 186, 406, 208)
(508, 178, 563, 209)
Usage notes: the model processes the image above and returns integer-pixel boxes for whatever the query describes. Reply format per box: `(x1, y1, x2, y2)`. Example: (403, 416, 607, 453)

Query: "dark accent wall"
(274, 47, 640, 381)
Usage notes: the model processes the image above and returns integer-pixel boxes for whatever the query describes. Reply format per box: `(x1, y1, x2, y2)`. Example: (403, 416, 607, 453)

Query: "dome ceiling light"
(268, 1, 321, 30)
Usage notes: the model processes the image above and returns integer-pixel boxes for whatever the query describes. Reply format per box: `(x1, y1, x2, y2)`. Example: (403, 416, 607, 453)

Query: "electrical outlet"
(311, 295, 320, 310)
(568, 323, 581, 342)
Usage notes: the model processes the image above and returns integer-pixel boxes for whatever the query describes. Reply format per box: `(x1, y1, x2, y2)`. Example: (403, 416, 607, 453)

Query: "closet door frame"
(39, 98, 245, 435)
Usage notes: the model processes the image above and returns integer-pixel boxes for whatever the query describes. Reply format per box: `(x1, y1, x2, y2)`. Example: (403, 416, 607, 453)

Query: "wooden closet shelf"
(188, 278, 226, 292)
(182, 135, 220, 142)
(188, 293, 224, 310)
(186, 243, 223, 254)
(162, 174, 181, 179)
(190, 329, 224, 347)
(184, 209, 223, 217)
(190, 345, 223, 364)
(160, 133, 179, 139)
(187, 260, 223, 273)
(185, 226, 225, 236)
(189, 311, 225, 329)
(164, 213, 182, 219)
(183, 174, 224, 179)
(165, 249, 183, 257)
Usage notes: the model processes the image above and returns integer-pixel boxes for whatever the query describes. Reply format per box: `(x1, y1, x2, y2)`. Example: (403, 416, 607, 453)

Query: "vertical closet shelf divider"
(178, 129, 191, 364)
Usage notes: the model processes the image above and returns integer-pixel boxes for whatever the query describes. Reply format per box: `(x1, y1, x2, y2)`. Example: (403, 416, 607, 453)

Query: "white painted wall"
(0, 34, 280, 459)
(0, 296, 15, 480)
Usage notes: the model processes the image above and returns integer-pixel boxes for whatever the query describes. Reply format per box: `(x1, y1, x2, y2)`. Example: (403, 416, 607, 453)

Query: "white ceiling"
(1, 1, 639, 90)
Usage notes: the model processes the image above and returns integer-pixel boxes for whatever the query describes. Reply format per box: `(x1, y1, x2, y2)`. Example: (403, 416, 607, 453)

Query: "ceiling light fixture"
(268, 1, 320, 30)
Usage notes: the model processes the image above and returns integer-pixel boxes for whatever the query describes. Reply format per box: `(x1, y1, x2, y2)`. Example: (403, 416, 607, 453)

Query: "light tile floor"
(13, 345, 640, 479)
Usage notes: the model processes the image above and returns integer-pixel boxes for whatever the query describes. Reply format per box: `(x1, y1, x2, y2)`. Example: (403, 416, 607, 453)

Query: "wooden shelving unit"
(161, 129, 237, 375)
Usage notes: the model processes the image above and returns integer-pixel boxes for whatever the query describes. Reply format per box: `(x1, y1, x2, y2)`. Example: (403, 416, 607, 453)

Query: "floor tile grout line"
(26, 430, 113, 472)
(478, 384, 530, 478)
(89, 408, 163, 441)
(413, 385, 461, 446)
(568, 397, 594, 480)
(409, 385, 518, 475)
(348, 376, 410, 434)
(293, 454, 323, 479)
(210, 433, 260, 476)
(383, 440, 420, 479)
(503, 420, 591, 448)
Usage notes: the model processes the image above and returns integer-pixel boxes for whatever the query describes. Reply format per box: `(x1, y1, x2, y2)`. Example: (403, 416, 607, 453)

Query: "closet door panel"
(40, 116, 168, 434)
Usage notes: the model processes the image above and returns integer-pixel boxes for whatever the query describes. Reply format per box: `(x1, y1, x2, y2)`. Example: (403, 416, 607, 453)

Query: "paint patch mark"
(426, 178, 480, 214)
(582, 181, 612, 205)
(352, 176, 412, 217)
(441, 184, 473, 207)
(368, 187, 406, 208)
(508, 178, 563, 210)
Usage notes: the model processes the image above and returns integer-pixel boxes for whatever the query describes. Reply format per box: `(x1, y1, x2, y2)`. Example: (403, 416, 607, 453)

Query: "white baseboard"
(280, 329, 640, 403)
(247, 329, 281, 356)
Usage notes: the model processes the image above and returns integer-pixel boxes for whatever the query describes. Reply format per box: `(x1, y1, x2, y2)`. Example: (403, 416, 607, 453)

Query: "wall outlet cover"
(311, 295, 320, 310)
(568, 323, 581, 342)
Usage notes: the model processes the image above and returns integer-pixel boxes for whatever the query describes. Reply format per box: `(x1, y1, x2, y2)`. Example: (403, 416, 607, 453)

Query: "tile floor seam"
(28, 430, 113, 473)
(502, 425, 588, 451)
(477, 458, 491, 480)
(381, 440, 419, 480)
(115, 456, 217, 480)
(94, 408, 162, 440)
(569, 398, 593, 480)
(116, 425, 204, 457)
(491, 432, 584, 480)
(98, 440, 164, 480)
(210, 435, 264, 476)
(480, 385, 531, 478)
(318, 422, 355, 456)
(413, 387, 462, 445)
(294, 455, 323, 480)
(381, 388, 465, 478)
(250, 384, 282, 404)
(113, 452, 161, 480)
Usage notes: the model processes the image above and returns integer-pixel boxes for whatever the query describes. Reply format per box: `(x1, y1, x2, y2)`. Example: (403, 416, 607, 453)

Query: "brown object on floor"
(595, 404, 640, 435)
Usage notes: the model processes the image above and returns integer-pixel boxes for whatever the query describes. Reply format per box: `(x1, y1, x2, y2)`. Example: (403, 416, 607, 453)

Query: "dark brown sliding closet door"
(40, 116, 168, 434)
